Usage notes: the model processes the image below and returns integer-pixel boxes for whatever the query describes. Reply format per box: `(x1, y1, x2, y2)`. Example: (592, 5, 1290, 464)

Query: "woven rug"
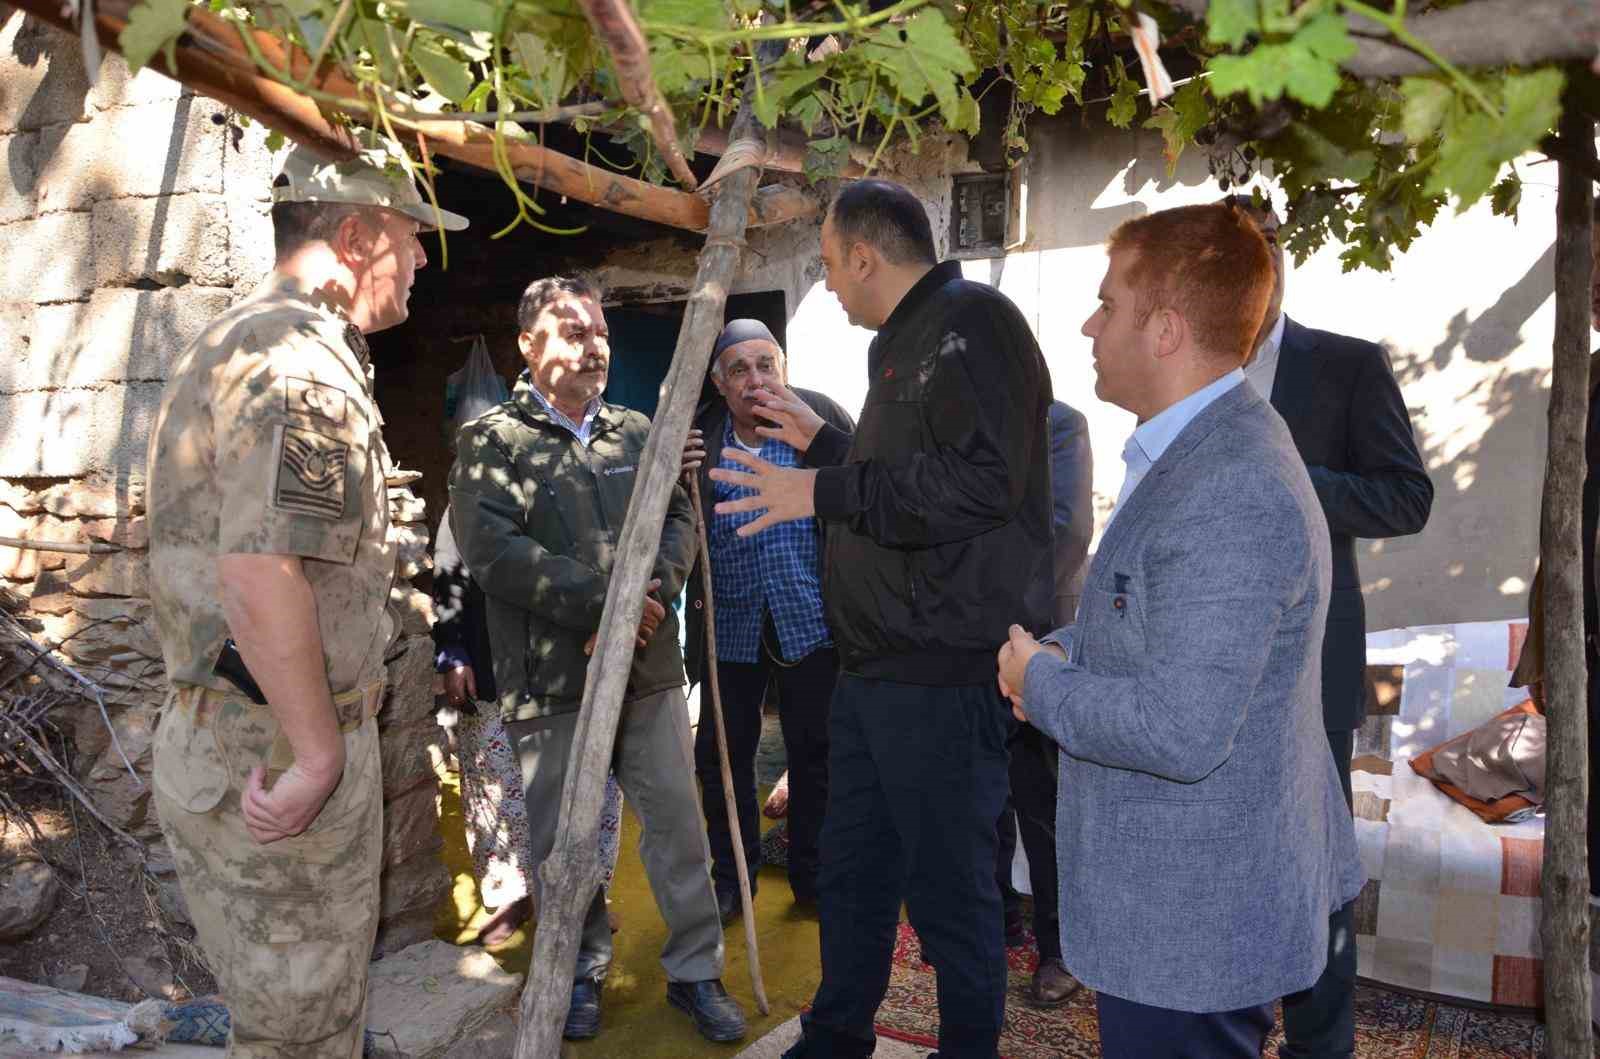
(874, 923, 1551, 1058)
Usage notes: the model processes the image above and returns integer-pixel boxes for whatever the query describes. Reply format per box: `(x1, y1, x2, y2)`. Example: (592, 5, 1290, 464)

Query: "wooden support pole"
(577, 0, 699, 191)
(510, 40, 784, 1059)
(1540, 97, 1595, 1059)
(687, 475, 770, 1015)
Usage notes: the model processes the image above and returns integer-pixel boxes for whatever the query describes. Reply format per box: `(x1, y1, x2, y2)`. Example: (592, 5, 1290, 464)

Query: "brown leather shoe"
(1027, 958, 1081, 1008)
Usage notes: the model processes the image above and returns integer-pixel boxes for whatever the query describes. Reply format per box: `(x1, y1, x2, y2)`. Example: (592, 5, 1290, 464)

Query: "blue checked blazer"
(1021, 381, 1364, 1013)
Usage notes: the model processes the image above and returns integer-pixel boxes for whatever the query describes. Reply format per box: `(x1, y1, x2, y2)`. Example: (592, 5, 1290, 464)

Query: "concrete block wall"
(0, 9, 449, 954)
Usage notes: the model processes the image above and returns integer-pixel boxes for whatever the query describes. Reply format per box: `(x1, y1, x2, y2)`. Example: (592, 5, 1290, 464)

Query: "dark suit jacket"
(683, 386, 856, 685)
(1270, 316, 1434, 730)
(1048, 400, 1093, 628)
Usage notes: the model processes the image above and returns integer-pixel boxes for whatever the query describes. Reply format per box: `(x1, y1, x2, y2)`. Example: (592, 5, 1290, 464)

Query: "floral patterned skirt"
(456, 708, 624, 910)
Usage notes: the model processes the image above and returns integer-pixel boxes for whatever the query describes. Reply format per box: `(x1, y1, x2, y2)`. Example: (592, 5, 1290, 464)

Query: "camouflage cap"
(272, 143, 469, 232)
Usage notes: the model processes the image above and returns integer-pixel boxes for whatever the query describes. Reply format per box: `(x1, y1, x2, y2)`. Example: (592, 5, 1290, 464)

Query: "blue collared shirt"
(708, 420, 831, 664)
(1109, 369, 1245, 527)
(523, 371, 600, 447)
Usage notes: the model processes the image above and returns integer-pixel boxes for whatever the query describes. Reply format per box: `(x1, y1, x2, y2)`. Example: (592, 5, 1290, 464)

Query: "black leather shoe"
(563, 977, 601, 1040)
(667, 978, 747, 1042)
(716, 887, 753, 927)
(1027, 958, 1081, 1008)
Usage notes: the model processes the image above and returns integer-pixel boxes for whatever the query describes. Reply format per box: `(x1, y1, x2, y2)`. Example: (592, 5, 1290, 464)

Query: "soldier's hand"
(242, 757, 344, 844)
(443, 664, 476, 707)
(681, 428, 707, 476)
(751, 384, 824, 453)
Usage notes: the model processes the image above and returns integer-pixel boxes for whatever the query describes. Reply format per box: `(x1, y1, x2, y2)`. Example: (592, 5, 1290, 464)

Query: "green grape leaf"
(1277, 121, 1376, 185)
(639, 0, 730, 31)
(1490, 174, 1522, 220)
(790, 93, 825, 136)
(265, 129, 286, 153)
(1142, 79, 1210, 174)
(411, 39, 474, 103)
(1206, 0, 1259, 48)
(1399, 76, 1452, 143)
(513, 32, 571, 105)
(119, 0, 189, 73)
(1065, 5, 1092, 54)
(771, 56, 829, 103)
(804, 135, 850, 184)
(1425, 68, 1564, 210)
(406, 0, 500, 34)
(1107, 59, 1138, 128)
(949, 88, 980, 135)
(863, 10, 974, 128)
(1207, 13, 1352, 109)
(752, 75, 781, 128)
(351, 18, 401, 83)
(277, 0, 322, 17)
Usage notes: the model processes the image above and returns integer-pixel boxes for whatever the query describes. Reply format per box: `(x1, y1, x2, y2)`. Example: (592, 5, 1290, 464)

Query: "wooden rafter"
(8, 0, 820, 233)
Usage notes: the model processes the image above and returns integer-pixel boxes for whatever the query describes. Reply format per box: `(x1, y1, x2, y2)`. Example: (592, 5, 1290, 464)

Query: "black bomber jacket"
(810, 260, 1055, 685)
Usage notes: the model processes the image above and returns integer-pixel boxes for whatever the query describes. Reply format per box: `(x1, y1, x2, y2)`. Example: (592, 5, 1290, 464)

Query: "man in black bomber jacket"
(712, 180, 1053, 1059)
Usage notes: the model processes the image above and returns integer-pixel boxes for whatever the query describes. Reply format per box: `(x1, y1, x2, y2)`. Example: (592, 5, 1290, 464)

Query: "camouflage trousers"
(152, 683, 383, 1059)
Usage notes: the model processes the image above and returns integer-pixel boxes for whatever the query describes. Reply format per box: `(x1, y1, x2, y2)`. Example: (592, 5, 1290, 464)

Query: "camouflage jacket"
(447, 377, 695, 721)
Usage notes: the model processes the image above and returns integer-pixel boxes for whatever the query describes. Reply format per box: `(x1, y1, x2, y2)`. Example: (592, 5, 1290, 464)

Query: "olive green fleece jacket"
(447, 376, 695, 721)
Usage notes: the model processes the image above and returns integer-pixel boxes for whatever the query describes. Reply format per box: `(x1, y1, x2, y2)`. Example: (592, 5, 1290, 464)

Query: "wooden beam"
(509, 36, 787, 1059)
(1164, 0, 1600, 78)
(8, 0, 819, 232)
(1540, 95, 1595, 1059)
(694, 122, 869, 179)
(578, 0, 699, 190)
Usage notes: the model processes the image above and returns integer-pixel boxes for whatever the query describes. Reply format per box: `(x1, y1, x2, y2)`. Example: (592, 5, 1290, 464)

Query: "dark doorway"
(604, 292, 788, 420)
(368, 156, 791, 551)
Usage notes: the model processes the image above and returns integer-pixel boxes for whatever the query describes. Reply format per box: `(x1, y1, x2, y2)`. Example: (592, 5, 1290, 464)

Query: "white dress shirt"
(1109, 369, 1246, 528)
(1244, 312, 1286, 402)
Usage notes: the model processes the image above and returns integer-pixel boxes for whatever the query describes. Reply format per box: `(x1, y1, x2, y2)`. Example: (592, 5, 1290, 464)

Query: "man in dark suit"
(1235, 198, 1434, 1059)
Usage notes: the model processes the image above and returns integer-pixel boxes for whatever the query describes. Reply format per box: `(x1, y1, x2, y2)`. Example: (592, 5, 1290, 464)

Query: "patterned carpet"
(874, 922, 1552, 1058)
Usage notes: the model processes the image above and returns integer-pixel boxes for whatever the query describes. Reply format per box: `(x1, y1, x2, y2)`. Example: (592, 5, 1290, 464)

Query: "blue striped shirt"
(708, 420, 830, 664)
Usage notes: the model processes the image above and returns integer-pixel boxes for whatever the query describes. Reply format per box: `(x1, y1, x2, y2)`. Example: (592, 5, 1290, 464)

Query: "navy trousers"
(1097, 991, 1275, 1059)
(787, 675, 1011, 1059)
(1280, 727, 1357, 1059)
(694, 642, 837, 902)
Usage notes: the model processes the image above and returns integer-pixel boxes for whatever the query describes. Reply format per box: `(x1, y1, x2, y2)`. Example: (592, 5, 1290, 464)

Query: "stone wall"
(0, 9, 449, 954)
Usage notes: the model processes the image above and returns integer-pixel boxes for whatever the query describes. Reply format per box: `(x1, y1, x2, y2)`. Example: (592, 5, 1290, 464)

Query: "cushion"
(1409, 700, 1543, 824)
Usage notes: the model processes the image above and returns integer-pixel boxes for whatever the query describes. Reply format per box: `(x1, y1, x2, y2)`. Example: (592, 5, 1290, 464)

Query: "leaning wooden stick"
(688, 473, 771, 1016)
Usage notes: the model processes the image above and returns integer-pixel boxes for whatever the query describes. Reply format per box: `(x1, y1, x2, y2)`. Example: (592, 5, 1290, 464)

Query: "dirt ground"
(0, 760, 216, 1004)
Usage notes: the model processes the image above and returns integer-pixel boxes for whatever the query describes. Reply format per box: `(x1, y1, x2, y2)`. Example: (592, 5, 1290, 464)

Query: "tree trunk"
(509, 41, 784, 1059)
(1539, 98, 1594, 1059)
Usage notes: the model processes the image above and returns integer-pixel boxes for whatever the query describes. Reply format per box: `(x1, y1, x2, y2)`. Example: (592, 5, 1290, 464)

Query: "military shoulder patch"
(285, 376, 348, 425)
(274, 425, 349, 520)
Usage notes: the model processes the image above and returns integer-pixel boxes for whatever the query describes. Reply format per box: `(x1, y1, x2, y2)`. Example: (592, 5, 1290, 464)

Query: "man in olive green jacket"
(448, 275, 743, 1044)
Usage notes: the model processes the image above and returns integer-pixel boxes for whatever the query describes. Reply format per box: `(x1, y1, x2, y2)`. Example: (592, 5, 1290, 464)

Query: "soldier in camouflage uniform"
(145, 144, 467, 1058)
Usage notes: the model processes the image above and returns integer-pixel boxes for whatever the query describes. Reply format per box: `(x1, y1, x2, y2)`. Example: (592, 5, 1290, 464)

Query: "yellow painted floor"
(433, 764, 823, 1057)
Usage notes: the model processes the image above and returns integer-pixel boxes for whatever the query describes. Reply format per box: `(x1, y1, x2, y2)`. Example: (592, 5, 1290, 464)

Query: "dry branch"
(1164, 0, 1600, 77)
(1539, 98, 1595, 1059)
(0, 535, 122, 556)
(578, 0, 699, 190)
(510, 39, 785, 1059)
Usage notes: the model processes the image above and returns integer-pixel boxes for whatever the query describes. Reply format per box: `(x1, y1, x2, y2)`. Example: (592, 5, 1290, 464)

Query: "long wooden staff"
(688, 473, 770, 1015)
